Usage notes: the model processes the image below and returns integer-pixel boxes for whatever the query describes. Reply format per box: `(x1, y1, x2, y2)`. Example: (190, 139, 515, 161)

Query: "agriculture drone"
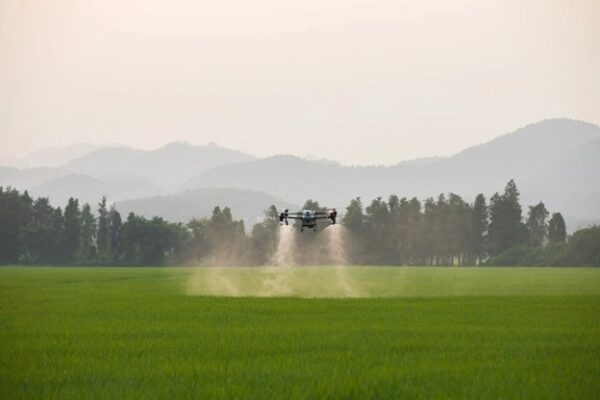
(279, 209, 337, 232)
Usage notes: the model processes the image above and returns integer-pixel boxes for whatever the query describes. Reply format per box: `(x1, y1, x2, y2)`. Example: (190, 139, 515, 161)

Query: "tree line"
(0, 180, 598, 266)
(342, 180, 597, 266)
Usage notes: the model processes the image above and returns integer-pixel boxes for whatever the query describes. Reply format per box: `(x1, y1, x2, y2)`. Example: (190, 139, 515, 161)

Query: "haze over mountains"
(1, 118, 598, 230)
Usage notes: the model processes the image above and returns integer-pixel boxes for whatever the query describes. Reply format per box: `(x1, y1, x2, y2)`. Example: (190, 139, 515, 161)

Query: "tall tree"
(0, 188, 33, 263)
(97, 196, 109, 257)
(203, 206, 247, 265)
(526, 202, 549, 248)
(548, 212, 567, 244)
(50, 207, 65, 262)
(488, 180, 525, 256)
(404, 197, 423, 264)
(342, 197, 366, 264)
(364, 197, 393, 264)
(343, 198, 365, 232)
(22, 197, 56, 263)
(567, 226, 600, 266)
(250, 205, 281, 264)
(470, 194, 488, 265)
(63, 198, 81, 262)
(187, 217, 210, 262)
(249, 223, 270, 265)
(79, 203, 97, 260)
(446, 193, 470, 265)
(108, 205, 123, 261)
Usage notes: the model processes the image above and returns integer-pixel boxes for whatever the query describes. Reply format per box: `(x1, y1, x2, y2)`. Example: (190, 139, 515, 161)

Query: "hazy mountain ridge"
(28, 174, 163, 207)
(0, 166, 66, 189)
(0, 143, 102, 168)
(115, 187, 298, 228)
(186, 119, 600, 226)
(1, 119, 599, 228)
(59, 142, 256, 188)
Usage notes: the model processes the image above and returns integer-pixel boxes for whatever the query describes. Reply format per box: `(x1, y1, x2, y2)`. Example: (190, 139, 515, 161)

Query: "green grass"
(1, 266, 600, 399)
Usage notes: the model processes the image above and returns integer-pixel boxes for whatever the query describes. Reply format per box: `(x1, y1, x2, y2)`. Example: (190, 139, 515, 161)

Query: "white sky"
(1, 0, 599, 165)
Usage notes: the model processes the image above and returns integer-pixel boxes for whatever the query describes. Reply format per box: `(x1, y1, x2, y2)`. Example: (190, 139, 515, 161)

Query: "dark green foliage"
(567, 226, 600, 266)
(108, 205, 122, 261)
(487, 245, 540, 266)
(471, 194, 488, 264)
(63, 197, 81, 262)
(363, 197, 393, 264)
(122, 213, 190, 266)
(22, 197, 58, 263)
(79, 203, 97, 260)
(0, 180, 597, 266)
(526, 202, 549, 247)
(96, 196, 109, 257)
(248, 206, 279, 265)
(488, 180, 526, 256)
(0, 187, 32, 263)
(343, 197, 365, 232)
(548, 212, 567, 244)
(342, 197, 366, 263)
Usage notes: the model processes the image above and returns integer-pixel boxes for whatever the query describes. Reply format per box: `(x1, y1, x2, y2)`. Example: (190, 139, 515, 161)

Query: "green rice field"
(1, 266, 600, 399)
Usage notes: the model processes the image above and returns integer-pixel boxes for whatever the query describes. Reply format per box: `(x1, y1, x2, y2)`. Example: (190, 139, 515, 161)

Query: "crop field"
(1, 266, 600, 399)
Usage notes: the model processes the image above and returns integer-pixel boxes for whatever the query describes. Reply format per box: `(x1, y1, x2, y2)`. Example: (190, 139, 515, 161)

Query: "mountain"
(0, 141, 257, 208)
(59, 142, 256, 188)
(28, 174, 163, 207)
(2, 119, 599, 229)
(185, 119, 600, 227)
(0, 166, 66, 189)
(0, 143, 101, 168)
(522, 136, 600, 228)
(14, 143, 101, 168)
(115, 187, 297, 228)
(426, 118, 600, 192)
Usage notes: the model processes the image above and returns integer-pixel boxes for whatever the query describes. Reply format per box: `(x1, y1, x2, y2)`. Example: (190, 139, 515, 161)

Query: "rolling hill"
(115, 187, 297, 228)
(28, 175, 163, 207)
(185, 119, 600, 226)
(59, 142, 256, 188)
(1, 118, 599, 229)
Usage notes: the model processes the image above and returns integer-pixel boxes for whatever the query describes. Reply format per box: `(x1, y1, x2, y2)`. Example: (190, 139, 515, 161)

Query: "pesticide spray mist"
(259, 225, 297, 296)
(186, 223, 363, 298)
(259, 224, 363, 297)
(320, 225, 363, 297)
(271, 225, 297, 267)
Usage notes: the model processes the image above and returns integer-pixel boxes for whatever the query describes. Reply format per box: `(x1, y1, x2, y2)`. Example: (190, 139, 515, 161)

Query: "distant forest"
(0, 180, 598, 267)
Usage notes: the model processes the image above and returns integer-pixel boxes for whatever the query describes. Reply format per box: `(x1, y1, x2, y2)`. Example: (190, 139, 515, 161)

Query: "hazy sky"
(1, 0, 599, 165)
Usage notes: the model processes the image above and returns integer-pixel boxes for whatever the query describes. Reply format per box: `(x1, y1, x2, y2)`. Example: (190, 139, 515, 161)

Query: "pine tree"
(97, 196, 109, 257)
(79, 203, 97, 260)
(488, 180, 525, 256)
(343, 198, 365, 232)
(471, 194, 488, 265)
(22, 197, 55, 263)
(364, 197, 392, 264)
(63, 198, 81, 262)
(342, 197, 366, 264)
(548, 212, 567, 244)
(526, 202, 549, 248)
(108, 206, 122, 262)
(50, 207, 65, 262)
